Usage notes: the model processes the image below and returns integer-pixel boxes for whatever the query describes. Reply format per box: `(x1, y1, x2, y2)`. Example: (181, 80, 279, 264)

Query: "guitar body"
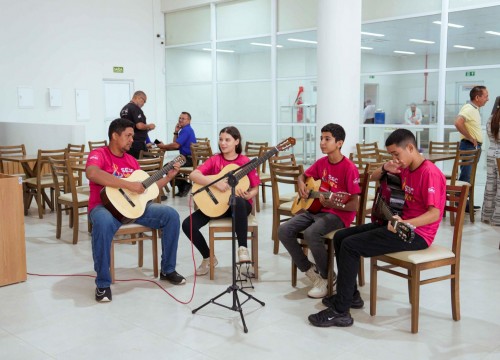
(192, 164, 251, 217)
(291, 177, 350, 215)
(101, 170, 159, 223)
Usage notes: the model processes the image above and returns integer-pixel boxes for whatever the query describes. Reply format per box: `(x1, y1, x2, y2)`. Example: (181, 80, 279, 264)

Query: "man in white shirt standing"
(404, 103, 422, 125)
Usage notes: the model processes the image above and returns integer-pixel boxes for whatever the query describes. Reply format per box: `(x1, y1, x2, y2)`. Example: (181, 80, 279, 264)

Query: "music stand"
(191, 163, 265, 333)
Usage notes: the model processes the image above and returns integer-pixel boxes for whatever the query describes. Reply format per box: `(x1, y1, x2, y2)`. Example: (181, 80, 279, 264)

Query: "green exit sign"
(465, 71, 475, 77)
(113, 66, 124, 73)
(369, 75, 375, 79)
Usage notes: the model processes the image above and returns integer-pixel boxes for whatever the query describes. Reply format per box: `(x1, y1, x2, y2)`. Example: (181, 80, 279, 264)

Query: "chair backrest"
(263, 149, 297, 174)
(449, 148, 481, 185)
(139, 148, 165, 161)
(429, 141, 459, 155)
(445, 184, 469, 259)
(34, 149, 68, 181)
(355, 164, 371, 226)
(356, 142, 379, 165)
(0, 144, 26, 174)
(245, 141, 268, 158)
(49, 157, 79, 201)
(269, 162, 304, 208)
(376, 148, 393, 162)
(137, 157, 163, 176)
(196, 137, 209, 143)
(67, 143, 85, 153)
(191, 142, 213, 169)
(88, 140, 108, 151)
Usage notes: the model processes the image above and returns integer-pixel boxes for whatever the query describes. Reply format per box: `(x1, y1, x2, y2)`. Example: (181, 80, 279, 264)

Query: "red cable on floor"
(27, 196, 200, 305)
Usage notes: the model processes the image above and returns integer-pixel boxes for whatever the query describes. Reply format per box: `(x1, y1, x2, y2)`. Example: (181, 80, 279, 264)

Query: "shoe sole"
(308, 316, 354, 327)
(322, 298, 364, 309)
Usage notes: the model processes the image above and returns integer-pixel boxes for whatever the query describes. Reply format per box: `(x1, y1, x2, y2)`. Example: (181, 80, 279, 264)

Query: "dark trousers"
(332, 223, 428, 313)
(182, 197, 252, 258)
(459, 139, 481, 183)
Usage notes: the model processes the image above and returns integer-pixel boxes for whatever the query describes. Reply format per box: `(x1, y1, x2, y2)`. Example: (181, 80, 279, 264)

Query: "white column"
(317, 0, 361, 158)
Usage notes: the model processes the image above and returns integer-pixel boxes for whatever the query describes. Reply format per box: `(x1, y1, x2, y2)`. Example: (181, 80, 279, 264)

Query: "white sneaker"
(237, 246, 251, 263)
(308, 276, 328, 298)
(305, 265, 321, 283)
(196, 257, 218, 276)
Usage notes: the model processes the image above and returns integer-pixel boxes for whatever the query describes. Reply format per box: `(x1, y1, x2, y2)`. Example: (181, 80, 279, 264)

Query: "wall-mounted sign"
(465, 71, 475, 77)
(113, 66, 124, 73)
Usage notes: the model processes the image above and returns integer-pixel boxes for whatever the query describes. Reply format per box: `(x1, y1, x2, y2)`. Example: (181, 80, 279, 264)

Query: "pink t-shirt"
(399, 160, 446, 246)
(196, 153, 261, 204)
(86, 147, 139, 212)
(304, 156, 360, 228)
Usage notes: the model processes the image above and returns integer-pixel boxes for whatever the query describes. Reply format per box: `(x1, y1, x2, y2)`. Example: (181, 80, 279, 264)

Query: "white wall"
(0, 0, 166, 148)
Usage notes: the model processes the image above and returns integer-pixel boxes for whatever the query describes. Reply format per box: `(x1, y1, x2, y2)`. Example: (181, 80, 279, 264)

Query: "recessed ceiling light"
(287, 38, 317, 44)
(250, 42, 283, 48)
(361, 31, 385, 37)
(409, 38, 435, 44)
(485, 30, 500, 36)
(361, 46, 373, 50)
(453, 45, 475, 50)
(433, 21, 464, 28)
(202, 48, 235, 53)
(394, 50, 416, 55)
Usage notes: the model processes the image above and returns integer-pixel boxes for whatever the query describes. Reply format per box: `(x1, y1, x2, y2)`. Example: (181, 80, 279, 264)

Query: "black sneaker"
(308, 307, 354, 327)
(322, 291, 364, 309)
(160, 270, 186, 285)
(95, 287, 112, 302)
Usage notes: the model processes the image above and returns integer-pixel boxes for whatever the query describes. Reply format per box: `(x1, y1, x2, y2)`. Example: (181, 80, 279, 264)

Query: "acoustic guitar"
(100, 155, 186, 223)
(192, 137, 296, 217)
(371, 172, 415, 243)
(291, 177, 350, 214)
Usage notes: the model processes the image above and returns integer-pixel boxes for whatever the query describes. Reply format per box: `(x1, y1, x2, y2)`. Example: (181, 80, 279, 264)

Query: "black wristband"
(381, 163, 388, 176)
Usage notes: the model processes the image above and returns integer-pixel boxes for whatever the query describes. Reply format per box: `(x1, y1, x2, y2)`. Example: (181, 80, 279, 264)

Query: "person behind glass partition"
(404, 103, 423, 125)
(363, 99, 376, 124)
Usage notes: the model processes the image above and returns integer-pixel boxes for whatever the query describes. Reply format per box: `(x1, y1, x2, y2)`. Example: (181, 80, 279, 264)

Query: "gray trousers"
(278, 212, 344, 278)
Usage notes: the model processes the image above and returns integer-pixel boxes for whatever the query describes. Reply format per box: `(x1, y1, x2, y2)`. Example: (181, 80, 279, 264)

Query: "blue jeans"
(459, 139, 481, 183)
(90, 203, 181, 288)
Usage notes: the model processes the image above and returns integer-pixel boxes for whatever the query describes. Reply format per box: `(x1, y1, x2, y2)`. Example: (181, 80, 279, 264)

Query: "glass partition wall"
(165, 0, 500, 177)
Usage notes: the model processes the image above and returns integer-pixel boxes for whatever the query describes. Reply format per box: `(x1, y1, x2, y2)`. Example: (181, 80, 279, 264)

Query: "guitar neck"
(235, 147, 279, 180)
(141, 157, 183, 189)
(308, 190, 332, 199)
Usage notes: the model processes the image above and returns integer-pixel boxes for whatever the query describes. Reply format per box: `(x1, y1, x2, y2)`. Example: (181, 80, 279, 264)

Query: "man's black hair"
(321, 123, 345, 142)
(108, 118, 135, 141)
(385, 128, 417, 148)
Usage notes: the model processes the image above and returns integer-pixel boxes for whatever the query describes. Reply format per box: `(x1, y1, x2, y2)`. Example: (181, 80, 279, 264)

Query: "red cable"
(28, 196, 199, 305)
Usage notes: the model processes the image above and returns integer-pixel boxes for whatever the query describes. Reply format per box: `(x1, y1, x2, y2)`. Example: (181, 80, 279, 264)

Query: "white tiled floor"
(1, 186, 500, 360)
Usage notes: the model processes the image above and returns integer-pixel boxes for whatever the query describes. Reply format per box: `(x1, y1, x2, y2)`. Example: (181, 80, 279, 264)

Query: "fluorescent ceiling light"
(250, 42, 283, 48)
(287, 38, 318, 44)
(409, 38, 435, 44)
(361, 46, 373, 50)
(453, 45, 475, 50)
(394, 50, 416, 55)
(361, 31, 385, 37)
(485, 30, 500, 36)
(202, 48, 235, 53)
(433, 21, 464, 28)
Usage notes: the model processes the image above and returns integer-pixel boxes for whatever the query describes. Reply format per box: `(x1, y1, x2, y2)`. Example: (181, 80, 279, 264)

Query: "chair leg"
(110, 241, 116, 284)
(410, 266, 420, 334)
(370, 258, 378, 316)
(138, 240, 144, 268)
(251, 227, 259, 279)
(469, 191, 475, 223)
(56, 205, 62, 239)
(261, 183, 267, 203)
(291, 262, 298, 287)
(451, 266, 460, 321)
(36, 190, 44, 219)
(72, 208, 79, 245)
(255, 188, 261, 212)
(358, 256, 365, 287)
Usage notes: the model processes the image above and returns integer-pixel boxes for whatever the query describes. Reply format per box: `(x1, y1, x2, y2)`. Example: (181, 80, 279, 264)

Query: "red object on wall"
(295, 86, 304, 123)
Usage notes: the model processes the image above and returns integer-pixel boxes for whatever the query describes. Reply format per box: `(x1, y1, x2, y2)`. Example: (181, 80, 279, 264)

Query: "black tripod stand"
(191, 168, 265, 333)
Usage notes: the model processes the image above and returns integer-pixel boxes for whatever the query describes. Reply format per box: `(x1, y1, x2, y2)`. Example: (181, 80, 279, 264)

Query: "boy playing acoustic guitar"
(308, 128, 446, 328)
(279, 123, 361, 299)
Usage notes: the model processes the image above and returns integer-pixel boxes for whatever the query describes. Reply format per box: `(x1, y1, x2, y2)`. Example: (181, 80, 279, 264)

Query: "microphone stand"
(191, 160, 265, 333)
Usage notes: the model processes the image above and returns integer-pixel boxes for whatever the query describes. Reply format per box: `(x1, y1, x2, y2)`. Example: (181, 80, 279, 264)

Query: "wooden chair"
(244, 141, 268, 158)
(370, 184, 469, 333)
(0, 144, 26, 177)
(207, 199, 259, 280)
(49, 157, 90, 244)
(355, 142, 379, 166)
(291, 165, 370, 294)
(67, 143, 85, 153)
(260, 151, 298, 209)
(447, 148, 480, 223)
(137, 156, 164, 203)
(24, 148, 67, 218)
(253, 145, 274, 212)
(376, 148, 392, 162)
(171, 142, 210, 197)
(429, 141, 459, 178)
(196, 137, 209, 143)
(110, 224, 158, 283)
(269, 162, 303, 254)
(88, 140, 107, 151)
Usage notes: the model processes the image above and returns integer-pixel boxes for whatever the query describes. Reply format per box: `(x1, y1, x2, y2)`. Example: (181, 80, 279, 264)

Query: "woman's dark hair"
(490, 96, 500, 140)
(108, 118, 135, 141)
(385, 128, 417, 148)
(219, 126, 242, 154)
